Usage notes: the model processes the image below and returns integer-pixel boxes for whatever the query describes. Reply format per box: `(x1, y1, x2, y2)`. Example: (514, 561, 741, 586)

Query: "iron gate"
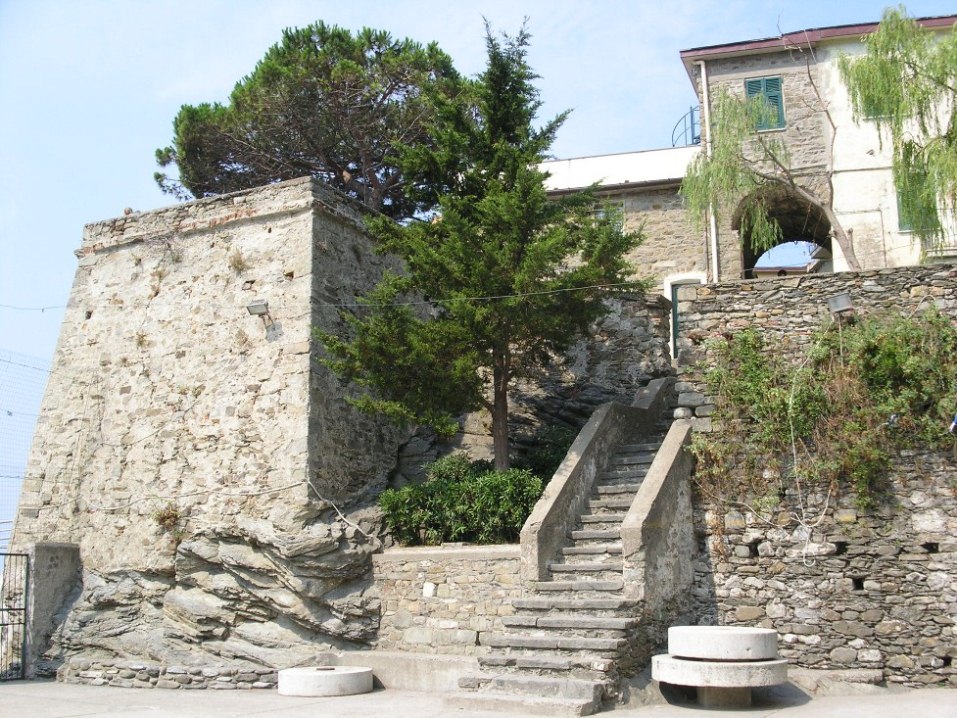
(0, 553, 28, 680)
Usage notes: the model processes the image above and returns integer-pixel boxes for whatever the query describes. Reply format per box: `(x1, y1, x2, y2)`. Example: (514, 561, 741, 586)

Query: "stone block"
(829, 646, 857, 663)
(735, 606, 765, 621)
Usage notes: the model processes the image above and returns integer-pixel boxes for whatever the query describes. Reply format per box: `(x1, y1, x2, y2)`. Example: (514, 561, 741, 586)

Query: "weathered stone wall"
(614, 186, 709, 284)
(701, 52, 830, 177)
(674, 265, 957, 687)
(690, 49, 839, 274)
(372, 546, 520, 655)
(693, 458, 957, 687)
(58, 656, 277, 689)
(12, 176, 673, 676)
(11, 178, 408, 671)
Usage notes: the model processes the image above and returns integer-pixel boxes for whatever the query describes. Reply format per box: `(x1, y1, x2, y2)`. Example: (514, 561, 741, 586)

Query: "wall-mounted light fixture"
(246, 299, 269, 317)
(246, 298, 282, 341)
(827, 293, 854, 316)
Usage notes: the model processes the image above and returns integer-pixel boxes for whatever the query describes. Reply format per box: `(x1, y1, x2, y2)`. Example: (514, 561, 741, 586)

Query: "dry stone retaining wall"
(58, 657, 277, 689)
(674, 266, 957, 687)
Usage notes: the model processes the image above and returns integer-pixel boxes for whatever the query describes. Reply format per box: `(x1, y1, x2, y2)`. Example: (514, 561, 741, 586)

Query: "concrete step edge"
(444, 691, 599, 717)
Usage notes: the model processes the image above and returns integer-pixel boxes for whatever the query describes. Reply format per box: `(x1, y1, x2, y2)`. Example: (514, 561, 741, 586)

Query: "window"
(744, 76, 785, 130)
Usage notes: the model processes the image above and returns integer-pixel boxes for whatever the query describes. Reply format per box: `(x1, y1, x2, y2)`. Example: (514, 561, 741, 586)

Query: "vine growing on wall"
(694, 308, 957, 512)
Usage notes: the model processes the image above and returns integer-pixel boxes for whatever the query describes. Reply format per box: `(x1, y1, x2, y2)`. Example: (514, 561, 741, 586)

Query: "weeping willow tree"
(682, 85, 862, 271)
(839, 6, 957, 246)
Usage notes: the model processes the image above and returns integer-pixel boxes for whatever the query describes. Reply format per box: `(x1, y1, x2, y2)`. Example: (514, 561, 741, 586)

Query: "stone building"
(9, 178, 414, 671)
(544, 14, 957, 306)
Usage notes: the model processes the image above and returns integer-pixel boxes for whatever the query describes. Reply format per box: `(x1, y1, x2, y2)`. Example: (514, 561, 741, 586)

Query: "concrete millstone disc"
(278, 666, 374, 697)
(667, 626, 779, 660)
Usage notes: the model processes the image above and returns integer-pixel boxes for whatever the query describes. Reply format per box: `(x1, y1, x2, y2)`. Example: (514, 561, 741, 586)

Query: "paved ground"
(0, 680, 954, 718)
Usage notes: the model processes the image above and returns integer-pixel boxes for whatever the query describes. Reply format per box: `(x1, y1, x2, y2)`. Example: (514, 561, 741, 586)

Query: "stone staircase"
(447, 436, 665, 716)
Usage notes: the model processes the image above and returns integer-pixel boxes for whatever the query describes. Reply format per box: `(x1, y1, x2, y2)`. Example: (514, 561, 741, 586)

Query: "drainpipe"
(698, 60, 720, 283)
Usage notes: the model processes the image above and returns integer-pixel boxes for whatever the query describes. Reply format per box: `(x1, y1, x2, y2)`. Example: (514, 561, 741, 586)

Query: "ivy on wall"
(693, 309, 957, 511)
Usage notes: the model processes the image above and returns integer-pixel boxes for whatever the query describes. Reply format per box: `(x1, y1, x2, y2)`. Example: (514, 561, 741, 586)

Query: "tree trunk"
(791, 184, 862, 271)
(826, 212, 862, 272)
(491, 352, 510, 471)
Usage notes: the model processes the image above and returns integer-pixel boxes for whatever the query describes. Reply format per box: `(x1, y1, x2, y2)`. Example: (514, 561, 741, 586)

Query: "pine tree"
(154, 22, 459, 218)
(320, 24, 643, 469)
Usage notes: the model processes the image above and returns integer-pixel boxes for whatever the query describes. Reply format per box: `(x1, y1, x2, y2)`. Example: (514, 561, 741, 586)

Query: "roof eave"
(679, 15, 957, 88)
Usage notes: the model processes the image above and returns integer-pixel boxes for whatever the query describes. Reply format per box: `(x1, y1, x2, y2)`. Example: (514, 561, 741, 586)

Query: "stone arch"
(732, 187, 832, 277)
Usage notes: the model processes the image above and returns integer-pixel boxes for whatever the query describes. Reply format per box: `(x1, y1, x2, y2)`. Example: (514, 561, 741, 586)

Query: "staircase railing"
(620, 419, 694, 601)
(519, 377, 675, 583)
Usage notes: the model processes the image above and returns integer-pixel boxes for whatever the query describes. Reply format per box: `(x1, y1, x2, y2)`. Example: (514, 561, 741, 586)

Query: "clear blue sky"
(2, 0, 956, 364)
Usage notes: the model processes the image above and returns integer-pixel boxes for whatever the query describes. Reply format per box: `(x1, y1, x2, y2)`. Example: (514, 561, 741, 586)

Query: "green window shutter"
(744, 76, 785, 130)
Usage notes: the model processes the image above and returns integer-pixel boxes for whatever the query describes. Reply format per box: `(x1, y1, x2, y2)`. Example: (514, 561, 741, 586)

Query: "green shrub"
(695, 309, 957, 509)
(380, 455, 544, 546)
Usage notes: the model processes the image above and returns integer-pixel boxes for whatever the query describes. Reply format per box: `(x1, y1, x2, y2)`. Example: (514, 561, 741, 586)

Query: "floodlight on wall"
(246, 299, 270, 316)
(826, 293, 854, 316)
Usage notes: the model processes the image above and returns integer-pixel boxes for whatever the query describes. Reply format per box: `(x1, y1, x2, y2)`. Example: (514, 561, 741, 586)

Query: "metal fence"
(0, 348, 51, 552)
(0, 552, 29, 680)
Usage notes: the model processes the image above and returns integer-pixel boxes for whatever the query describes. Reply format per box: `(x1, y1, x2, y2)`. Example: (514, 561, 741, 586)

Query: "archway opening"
(733, 188, 833, 278)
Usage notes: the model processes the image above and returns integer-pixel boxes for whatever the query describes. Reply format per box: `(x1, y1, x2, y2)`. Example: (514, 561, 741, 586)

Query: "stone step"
(511, 597, 639, 613)
(593, 483, 642, 495)
(445, 690, 599, 717)
(587, 496, 634, 510)
(531, 578, 624, 593)
(548, 561, 623, 574)
(459, 671, 605, 703)
(558, 554, 621, 567)
(618, 441, 664, 453)
(569, 529, 620, 542)
(608, 453, 655, 466)
(597, 467, 649, 481)
(501, 615, 635, 631)
(578, 513, 627, 524)
(561, 544, 622, 557)
(480, 633, 627, 652)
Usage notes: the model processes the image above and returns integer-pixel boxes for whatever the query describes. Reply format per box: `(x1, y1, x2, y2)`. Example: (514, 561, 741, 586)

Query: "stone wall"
(457, 294, 674, 463)
(674, 265, 957, 687)
(613, 186, 711, 284)
(372, 546, 520, 655)
(58, 656, 277, 689)
(11, 178, 408, 671)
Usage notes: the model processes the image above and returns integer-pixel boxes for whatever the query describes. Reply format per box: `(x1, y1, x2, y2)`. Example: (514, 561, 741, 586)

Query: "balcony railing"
(672, 105, 701, 147)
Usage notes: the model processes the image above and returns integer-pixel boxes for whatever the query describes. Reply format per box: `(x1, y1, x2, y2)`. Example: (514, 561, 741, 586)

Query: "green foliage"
(317, 275, 484, 438)
(696, 310, 957, 509)
(839, 6, 957, 247)
(155, 22, 459, 217)
(320, 24, 643, 469)
(379, 455, 543, 545)
(682, 88, 790, 254)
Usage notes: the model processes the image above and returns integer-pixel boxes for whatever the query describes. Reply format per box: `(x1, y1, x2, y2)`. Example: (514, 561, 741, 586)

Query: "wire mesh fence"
(0, 348, 51, 552)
